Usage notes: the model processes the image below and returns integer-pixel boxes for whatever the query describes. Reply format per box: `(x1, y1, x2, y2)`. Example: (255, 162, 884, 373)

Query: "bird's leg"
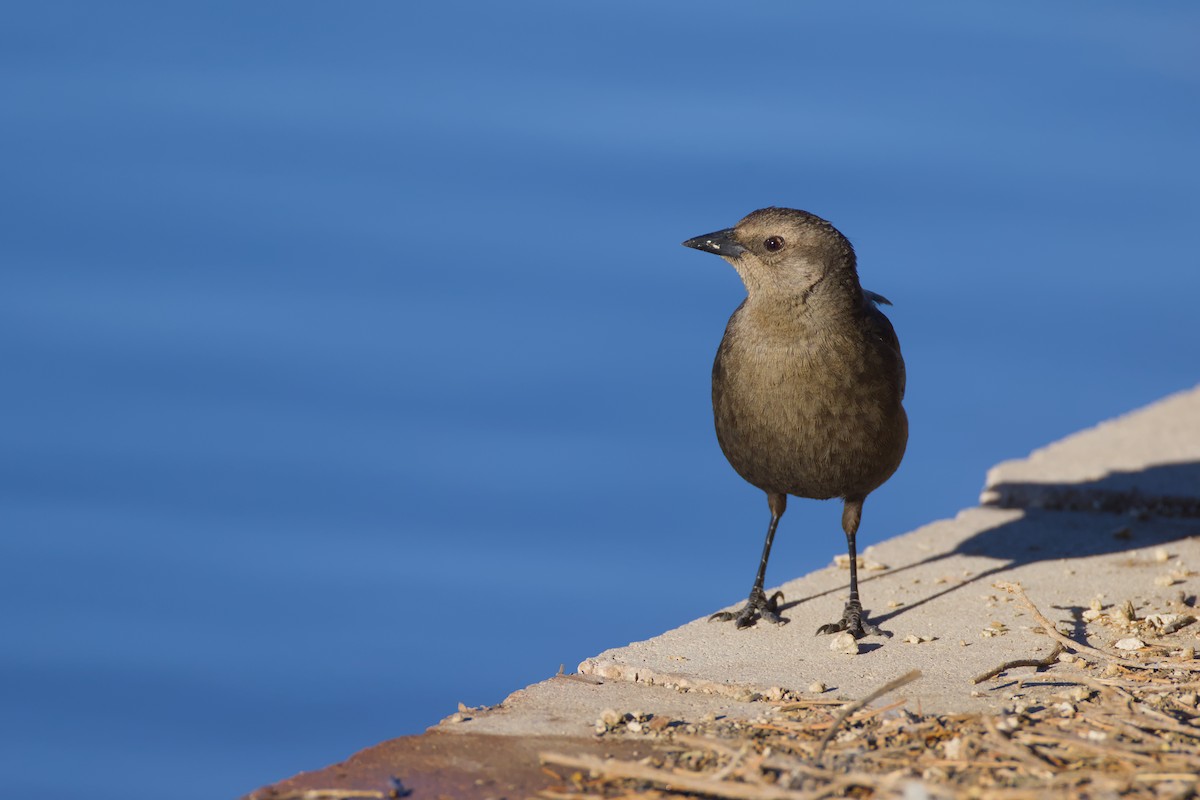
(816, 497, 889, 638)
(710, 492, 788, 628)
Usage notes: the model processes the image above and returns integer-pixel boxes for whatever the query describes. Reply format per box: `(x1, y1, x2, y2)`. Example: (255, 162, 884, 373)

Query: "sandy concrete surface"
(244, 384, 1200, 799)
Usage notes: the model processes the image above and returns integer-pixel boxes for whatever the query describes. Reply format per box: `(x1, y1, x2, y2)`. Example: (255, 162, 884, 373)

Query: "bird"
(682, 207, 907, 638)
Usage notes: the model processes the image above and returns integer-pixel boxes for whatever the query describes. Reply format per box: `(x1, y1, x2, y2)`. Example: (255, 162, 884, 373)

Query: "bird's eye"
(764, 236, 784, 251)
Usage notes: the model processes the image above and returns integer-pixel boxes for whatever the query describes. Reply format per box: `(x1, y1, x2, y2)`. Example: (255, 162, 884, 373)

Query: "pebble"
(942, 737, 963, 760)
(1145, 613, 1196, 634)
(830, 631, 860, 655)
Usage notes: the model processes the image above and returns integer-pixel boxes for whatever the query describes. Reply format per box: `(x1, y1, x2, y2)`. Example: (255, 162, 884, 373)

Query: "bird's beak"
(682, 228, 746, 258)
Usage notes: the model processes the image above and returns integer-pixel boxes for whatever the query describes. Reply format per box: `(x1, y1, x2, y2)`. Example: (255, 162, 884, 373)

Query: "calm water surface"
(2, 3, 1198, 798)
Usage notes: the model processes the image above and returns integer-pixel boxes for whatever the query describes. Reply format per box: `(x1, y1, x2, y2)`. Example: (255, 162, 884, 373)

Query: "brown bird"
(682, 207, 907, 638)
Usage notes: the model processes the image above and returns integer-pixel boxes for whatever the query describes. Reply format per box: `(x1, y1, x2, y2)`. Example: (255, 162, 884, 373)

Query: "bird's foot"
(709, 589, 787, 629)
(815, 602, 890, 639)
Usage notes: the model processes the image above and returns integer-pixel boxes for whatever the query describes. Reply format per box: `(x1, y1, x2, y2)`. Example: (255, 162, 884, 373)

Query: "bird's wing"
(864, 289, 892, 307)
(862, 296, 906, 400)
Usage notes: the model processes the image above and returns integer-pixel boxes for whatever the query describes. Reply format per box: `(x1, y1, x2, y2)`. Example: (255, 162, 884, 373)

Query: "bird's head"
(682, 207, 859, 302)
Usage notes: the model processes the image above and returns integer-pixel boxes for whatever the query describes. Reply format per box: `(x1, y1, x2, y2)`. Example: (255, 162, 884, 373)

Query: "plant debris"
(539, 583, 1200, 800)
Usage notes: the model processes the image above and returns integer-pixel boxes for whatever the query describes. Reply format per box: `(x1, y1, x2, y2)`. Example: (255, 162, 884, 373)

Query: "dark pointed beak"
(682, 227, 745, 258)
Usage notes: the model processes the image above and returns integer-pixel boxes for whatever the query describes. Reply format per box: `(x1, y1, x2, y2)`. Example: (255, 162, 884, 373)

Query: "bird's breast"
(711, 324, 906, 499)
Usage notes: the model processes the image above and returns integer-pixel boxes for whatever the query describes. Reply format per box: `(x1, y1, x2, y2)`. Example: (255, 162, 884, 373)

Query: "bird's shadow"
(778, 461, 1200, 627)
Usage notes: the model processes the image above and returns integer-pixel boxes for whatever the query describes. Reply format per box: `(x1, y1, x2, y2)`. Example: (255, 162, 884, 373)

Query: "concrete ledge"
(244, 384, 1200, 800)
(579, 505, 1197, 716)
(981, 386, 1200, 516)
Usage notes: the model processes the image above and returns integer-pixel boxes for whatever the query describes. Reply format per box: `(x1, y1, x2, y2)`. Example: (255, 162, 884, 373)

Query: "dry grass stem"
(814, 669, 921, 762)
(539, 751, 818, 800)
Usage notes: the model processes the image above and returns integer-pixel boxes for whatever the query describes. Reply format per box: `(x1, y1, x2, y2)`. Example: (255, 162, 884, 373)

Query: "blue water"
(3, 3, 1199, 798)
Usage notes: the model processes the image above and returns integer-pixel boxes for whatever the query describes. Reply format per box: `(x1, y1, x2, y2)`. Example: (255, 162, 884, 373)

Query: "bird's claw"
(815, 602, 890, 639)
(709, 589, 787, 629)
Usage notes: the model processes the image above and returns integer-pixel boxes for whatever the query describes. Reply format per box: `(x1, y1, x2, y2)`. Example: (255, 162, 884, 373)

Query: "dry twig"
(973, 643, 1064, 684)
(813, 669, 921, 762)
(996, 581, 1200, 673)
